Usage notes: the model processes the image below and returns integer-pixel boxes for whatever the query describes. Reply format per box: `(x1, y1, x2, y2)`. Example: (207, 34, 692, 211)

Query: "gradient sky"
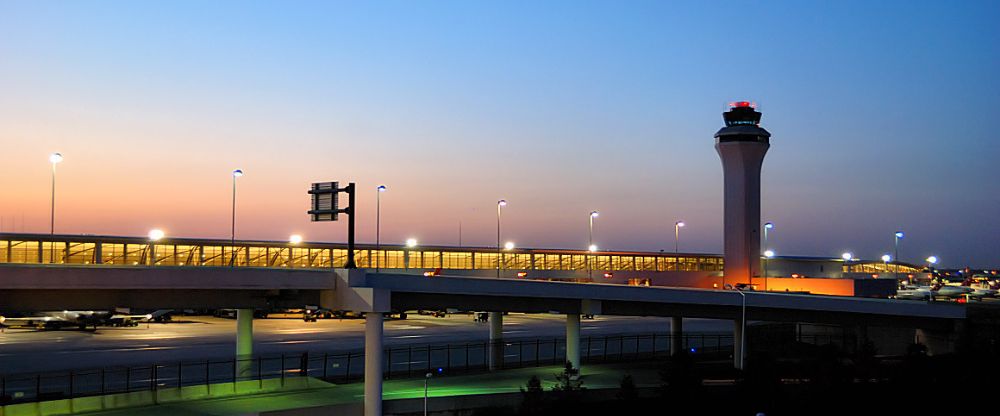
(1, 1, 998, 267)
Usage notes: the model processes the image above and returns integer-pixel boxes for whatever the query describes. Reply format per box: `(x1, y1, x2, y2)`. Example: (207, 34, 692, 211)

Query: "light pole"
(148, 229, 165, 266)
(674, 221, 685, 254)
(49, 152, 63, 262)
(762, 222, 774, 280)
(497, 200, 506, 278)
(231, 169, 244, 266)
(49, 152, 63, 235)
(881, 254, 891, 276)
(423, 372, 433, 416)
(926, 256, 938, 286)
(732, 286, 747, 370)
(893, 231, 904, 280)
(589, 211, 599, 279)
(842, 252, 853, 277)
(763, 250, 774, 290)
(376, 185, 387, 272)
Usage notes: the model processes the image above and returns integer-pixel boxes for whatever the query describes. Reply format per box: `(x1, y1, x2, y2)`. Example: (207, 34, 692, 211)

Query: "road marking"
(267, 340, 318, 345)
(390, 325, 426, 330)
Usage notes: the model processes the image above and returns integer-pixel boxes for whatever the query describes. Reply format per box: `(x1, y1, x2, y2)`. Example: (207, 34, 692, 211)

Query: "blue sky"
(1, 1, 998, 267)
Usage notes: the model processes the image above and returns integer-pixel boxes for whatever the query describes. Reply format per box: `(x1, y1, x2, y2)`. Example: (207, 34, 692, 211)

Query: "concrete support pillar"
(236, 308, 254, 379)
(671, 317, 683, 356)
(733, 317, 745, 370)
(489, 311, 503, 370)
(566, 314, 581, 370)
(365, 312, 384, 416)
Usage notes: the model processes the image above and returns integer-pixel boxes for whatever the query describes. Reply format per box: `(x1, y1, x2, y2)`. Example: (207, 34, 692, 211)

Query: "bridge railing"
(0, 332, 734, 405)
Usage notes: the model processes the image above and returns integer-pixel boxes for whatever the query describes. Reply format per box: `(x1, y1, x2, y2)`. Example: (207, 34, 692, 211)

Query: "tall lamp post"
(496, 200, 506, 278)
(762, 222, 774, 281)
(423, 372, 433, 416)
(925, 256, 938, 285)
(893, 231, 904, 280)
(48, 152, 63, 263)
(763, 250, 775, 290)
(842, 252, 853, 277)
(231, 169, 244, 266)
(49, 153, 63, 235)
(589, 211, 599, 279)
(730, 285, 747, 370)
(881, 254, 891, 276)
(376, 185, 387, 272)
(674, 221, 685, 254)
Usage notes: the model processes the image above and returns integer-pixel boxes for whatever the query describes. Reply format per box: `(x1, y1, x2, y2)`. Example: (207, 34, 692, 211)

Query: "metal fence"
(0, 332, 734, 405)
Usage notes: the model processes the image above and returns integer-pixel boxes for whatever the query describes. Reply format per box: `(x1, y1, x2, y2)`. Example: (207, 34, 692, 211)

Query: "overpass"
(0, 233, 959, 416)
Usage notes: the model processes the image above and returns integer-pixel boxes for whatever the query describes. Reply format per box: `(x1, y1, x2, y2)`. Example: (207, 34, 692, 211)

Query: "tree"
(519, 375, 545, 415)
(617, 373, 638, 402)
(551, 362, 585, 392)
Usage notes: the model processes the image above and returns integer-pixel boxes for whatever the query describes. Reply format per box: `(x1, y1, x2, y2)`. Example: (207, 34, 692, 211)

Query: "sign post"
(308, 181, 357, 269)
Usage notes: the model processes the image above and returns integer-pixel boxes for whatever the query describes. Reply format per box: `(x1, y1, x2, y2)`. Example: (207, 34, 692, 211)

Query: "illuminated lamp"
(517, 272, 528, 278)
(148, 229, 165, 241)
(603, 272, 614, 279)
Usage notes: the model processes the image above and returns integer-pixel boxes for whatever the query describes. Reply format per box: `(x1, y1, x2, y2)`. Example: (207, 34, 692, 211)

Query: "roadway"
(0, 314, 731, 375)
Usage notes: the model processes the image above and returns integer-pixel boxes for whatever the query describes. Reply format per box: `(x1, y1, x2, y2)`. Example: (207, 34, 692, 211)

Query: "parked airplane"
(0, 310, 108, 329)
(0, 309, 172, 329)
(896, 284, 974, 300)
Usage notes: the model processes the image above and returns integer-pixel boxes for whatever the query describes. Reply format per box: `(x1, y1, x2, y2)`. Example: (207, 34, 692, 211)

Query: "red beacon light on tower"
(728, 101, 756, 109)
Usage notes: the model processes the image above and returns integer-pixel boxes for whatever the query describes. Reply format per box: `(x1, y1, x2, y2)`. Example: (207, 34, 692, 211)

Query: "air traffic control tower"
(715, 101, 771, 284)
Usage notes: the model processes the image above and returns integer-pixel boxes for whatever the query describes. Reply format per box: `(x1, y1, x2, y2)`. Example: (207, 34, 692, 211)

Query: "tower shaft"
(716, 142, 768, 283)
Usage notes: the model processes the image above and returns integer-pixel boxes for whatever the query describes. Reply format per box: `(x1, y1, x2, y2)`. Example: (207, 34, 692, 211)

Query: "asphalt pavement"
(0, 313, 730, 375)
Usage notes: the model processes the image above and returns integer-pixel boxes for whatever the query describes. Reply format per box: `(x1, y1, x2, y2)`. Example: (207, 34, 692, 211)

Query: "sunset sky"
(1, 1, 998, 267)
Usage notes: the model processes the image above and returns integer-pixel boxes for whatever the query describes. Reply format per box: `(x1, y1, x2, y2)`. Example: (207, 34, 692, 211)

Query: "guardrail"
(0, 332, 736, 405)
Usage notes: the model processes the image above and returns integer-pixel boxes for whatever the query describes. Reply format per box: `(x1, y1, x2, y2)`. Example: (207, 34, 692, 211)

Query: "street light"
(504, 241, 515, 250)
(376, 185, 387, 272)
(289, 234, 303, 244)
(726, 284, 748, 370)
(497, 200, 506, 278)
(49, 152, 63, 236)
(231, 169, 244, 266)
(926, 256, 938, 266)
(148, 229, 165, 241)
(881, 254, 891, 275)
(423, 372, 434, 416)
(842, 252, 854, 276)
(146, 228, 166, 266)
(47, 152, 64, 262)
(893, 231, 904, 280)
(406, 238, 418, 248)
(589, 211, 599, 279)
(674, 221, 685, 254)
(763, 222, 774, 259)
(763, 250, 775, 290)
